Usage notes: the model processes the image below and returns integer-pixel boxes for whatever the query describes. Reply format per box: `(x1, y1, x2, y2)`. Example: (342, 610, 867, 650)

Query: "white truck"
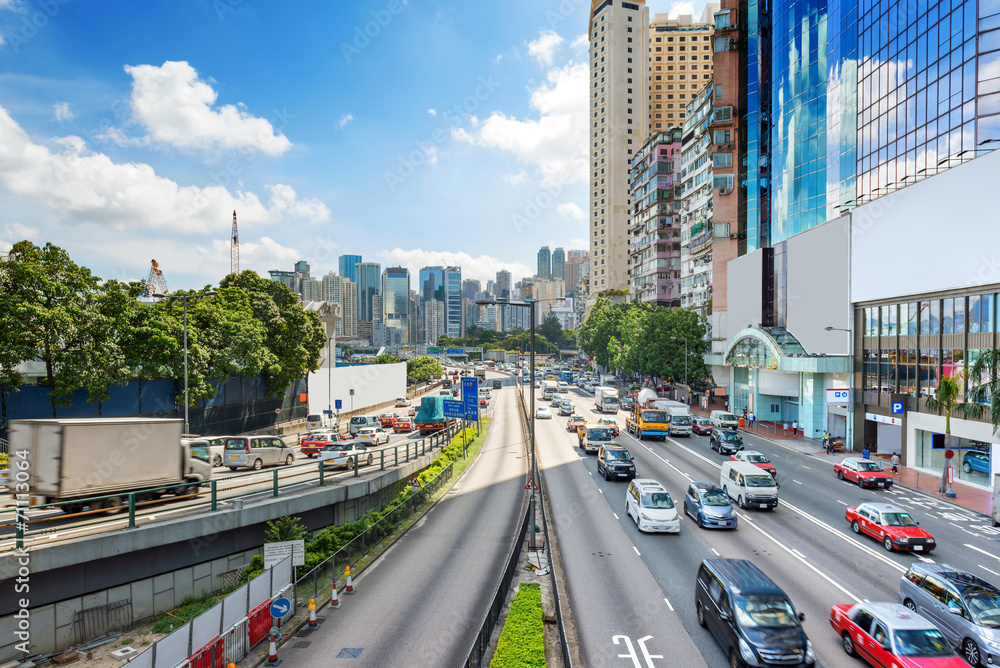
(655, 400, 693, 437)
(8, 417, 211, 513)
(541, 380, 558, 401)
(594, 386, 620, 413)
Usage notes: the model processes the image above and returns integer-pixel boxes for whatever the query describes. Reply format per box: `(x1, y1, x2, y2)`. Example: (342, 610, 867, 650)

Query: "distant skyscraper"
(551, 248, 565, 282)
(495, 270, 511, 299)
(443, 266, 462, 337)
(355, 262, 381, 322)
(381, 267, 411, 344)
(537, 246, 551, 280)
(565, 250, 589, 298)
(418, 267, 444, 302)
(462, 279, 481, 300)
(321, 273, 358, 337)
(338, 255, 362, 284)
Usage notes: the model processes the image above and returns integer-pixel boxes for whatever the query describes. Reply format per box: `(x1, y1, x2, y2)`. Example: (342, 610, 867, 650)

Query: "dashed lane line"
(664, 597, 674, 612)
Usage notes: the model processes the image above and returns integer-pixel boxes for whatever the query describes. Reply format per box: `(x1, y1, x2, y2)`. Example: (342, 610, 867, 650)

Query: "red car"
(393, 419, 414, 434)
(597, 418, 619, 436)
(835, 457, 894, 489)
(691, 417, 713, 435)
(300, 432, 352, 457)
(845, 503, 936, 552)
(479, 397, 488, 406)
(730, 450, 777, 478)
(567, 415, 587, 433)
(378, 413, 397, 428)
(830, 601, 965, 667)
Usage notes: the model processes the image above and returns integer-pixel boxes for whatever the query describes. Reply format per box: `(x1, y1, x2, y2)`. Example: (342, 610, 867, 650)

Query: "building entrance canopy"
(723, 327, 849, 374)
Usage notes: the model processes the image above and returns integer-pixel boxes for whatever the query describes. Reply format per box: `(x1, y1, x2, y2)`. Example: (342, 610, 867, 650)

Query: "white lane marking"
(613, 513, 619, 520)
(966, 544, 1000, 562)
(633, 546, 641, 556)
(664, 597, 674, 611)
(836, 500, 848, 505)
(599, 488, 604, 495)
(793, 480, 803, 485)
(801, 465, 810, 469)
(739, 509, 863, 603)
(791, 548, 805, 558)
(980, 565, 1000, 578)
(589, 471, 593, 476)
(711, 548, 720, 556)
(916, 555, 935, 563)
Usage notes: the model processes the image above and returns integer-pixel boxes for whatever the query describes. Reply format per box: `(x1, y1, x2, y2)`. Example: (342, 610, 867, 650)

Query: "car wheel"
(228, 467, 238, 472)
(366, 454, 374, 466)
(213, 455, 222, 467)
(852, 520, 861, 534)
(698, 512, 705, 529)
(963, 638, 981, 666)
(737, 495, 745, 509)
(837, 470, 844, 480)
(842, 632, 856, 657)
(696, 601, 707, 628)
(883, 536, 894, 552)
(728, 649, 739, 668)
(903, 599, 916, 612)
(252, 459, 263, 471)
(285, 455, 294, 465)
(963, 461, 972, 474)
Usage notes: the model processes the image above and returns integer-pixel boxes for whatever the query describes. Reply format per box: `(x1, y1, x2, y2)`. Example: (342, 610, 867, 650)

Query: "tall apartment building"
(679, 84, 715, 319)
(321, 273, 358, 337)
(423, 300, 446, 347)
(628, 128, 683, 306)
(355, 262, 381, 323)
(647, 7, 719, 133)
(588, 0, 649, 296)
(300, 278, 322, 303)
(338, 255, 362, 284)
(564, 250, 589, 299)
(495, 270, 511, 299)
(461, 278, 481, 334)
(536, 246, 552, 280)
(442, 266, 462, 338)
(551, 248, 566, 281)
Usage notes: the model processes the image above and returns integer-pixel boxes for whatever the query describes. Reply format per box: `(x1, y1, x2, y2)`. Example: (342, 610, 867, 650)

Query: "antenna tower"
(231, 210, 240, 275)
(146, 259, 169, 296)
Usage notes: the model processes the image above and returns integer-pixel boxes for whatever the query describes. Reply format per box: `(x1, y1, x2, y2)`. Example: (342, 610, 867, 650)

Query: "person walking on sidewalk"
(862, 445, 871, 460)
(792, 420, 799, 436)
(891, 453, 900, 474)
(826, 435, 835, 455)
(748, 411, 755, 428)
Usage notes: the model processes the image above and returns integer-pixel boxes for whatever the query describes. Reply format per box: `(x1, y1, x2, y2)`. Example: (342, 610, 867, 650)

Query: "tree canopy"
(406, 356, 443, 383)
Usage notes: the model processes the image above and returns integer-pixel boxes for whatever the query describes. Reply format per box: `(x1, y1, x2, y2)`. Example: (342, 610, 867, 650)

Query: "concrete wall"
(307, 361, 406, 418)
(0, 439, 449, 661)
(725, 249, 763, 340)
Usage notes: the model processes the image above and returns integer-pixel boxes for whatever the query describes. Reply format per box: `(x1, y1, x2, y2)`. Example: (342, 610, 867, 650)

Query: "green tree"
(371, 354, 401, 365)
(925, 374, 967, 493)
(406, 356, 443, 382)
(538, 313, 567, 349)
(964, 350, 1000, 436)
(577, 297, 627, 368)
(265, 515, 309, 542)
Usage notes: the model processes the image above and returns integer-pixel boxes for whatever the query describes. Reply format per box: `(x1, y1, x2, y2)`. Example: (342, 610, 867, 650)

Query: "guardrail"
(1, 422, 460, 551)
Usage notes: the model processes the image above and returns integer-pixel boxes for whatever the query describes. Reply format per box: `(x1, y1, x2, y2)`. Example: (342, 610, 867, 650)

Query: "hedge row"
(490, 583, 546, 668)
(240, 420, 490, 584)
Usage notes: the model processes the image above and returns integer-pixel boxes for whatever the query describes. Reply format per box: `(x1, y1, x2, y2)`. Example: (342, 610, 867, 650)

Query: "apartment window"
(713, 152, 733, 167)
(655, 75, 662, 80)
(714, 37, 728, 52)
(713, 174, 734, 190)
(713, 129, 731, 143)
(715, 85, 723, 99)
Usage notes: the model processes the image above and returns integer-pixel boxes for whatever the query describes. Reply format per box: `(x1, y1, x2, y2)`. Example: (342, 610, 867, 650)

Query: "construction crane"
(146, 259, 169, 297)
(231, 210, 239, 275)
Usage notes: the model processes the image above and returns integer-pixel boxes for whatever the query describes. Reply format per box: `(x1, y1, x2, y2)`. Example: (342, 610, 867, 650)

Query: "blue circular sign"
(270, 597, 291, 618)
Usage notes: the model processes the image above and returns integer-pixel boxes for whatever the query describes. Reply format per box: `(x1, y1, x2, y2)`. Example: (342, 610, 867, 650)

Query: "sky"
(0, 0, 705, 289)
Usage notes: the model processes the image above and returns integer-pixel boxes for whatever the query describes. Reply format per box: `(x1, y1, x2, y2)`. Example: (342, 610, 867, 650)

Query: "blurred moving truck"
(594, 386, 619, 413)
(8, 417, 210, 513)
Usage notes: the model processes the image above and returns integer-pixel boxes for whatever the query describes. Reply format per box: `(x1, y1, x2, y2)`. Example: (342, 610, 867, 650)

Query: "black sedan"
(709, 428, 744, 454)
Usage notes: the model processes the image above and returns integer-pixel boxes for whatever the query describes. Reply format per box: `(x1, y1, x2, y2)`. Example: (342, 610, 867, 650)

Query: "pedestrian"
(783, 421, 789, 435)
(792, 420, 798, 436)
(827, 436, 834, 455)
(749, 411, 755, 427)
(725, 400, 730, 412)
(822, 431, 828, 447)
(891, 453, 900, 474)
(862, 445, 871, 460)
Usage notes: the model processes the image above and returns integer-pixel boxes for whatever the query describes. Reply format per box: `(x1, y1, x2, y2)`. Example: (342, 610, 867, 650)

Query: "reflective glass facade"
(771, 0, 857, 243)
(739, 0, 772, 253)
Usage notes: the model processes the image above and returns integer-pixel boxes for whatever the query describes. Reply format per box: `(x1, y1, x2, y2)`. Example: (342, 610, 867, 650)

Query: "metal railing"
(2, 422, 460, 551)
(294, 460, 456, 601)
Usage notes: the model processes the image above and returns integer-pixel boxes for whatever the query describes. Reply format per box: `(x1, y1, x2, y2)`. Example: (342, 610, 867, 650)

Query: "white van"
(710, 410, 740, 430)
(349, 415, 380, 435)
(720, 460, 778, 510)
(306, 414, 324, 430)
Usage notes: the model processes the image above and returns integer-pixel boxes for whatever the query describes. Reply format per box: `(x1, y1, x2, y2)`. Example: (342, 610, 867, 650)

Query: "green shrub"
(490, 583, 545, 668)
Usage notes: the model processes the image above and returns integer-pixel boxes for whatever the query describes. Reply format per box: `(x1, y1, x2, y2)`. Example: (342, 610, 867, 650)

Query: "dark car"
(963, 449, 990, 475)
(684, 482, 738, 530)
(597, 444, 636, 481)
(620, 396, 635, 411)
(696, 558, 815, 668)
(493, 379, 503, 389)
(710, 428, 744, 454)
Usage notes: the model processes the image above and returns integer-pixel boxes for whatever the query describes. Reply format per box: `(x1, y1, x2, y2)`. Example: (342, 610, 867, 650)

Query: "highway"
(279, 372, 526, 666)
(535, 381, 1000, 668)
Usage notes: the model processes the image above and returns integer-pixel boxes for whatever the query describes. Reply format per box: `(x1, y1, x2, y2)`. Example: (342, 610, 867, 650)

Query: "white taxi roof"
(850, 602, 937, 631)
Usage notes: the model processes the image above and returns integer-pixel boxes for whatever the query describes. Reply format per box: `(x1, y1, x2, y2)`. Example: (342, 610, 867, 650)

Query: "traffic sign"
(891, 401, 904, 415)
(270, 598, 291, 618)
(409, 476, 421, 488)
(443, 399, 464, 418)
(945, 448, 954, 459)
(323, 409, 333, 415)
(335, 399, 343, 409)
(525, 479, 538, 491)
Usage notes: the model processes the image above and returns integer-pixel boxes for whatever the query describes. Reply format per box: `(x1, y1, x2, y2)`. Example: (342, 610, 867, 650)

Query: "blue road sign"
(270, 598, 291, 618)
(462, 377, 479, 417)
(891, 401, 904, 415)
(465, 410, 479, 421)
(335, 399, 343, 410)
(323, 409, 333, 415)
(447, 348, 464, 354)
(443, 400, 464, 418)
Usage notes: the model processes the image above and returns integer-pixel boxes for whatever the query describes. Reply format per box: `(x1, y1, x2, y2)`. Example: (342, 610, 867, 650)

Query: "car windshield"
(587, 428, 612, 441)
(641, 492, 674, 509)
(702, 489, 731, 506)
(734, 596, 799, 629)
(606, 450, 631, 461)
(644, 411, 667, 422)
(722, 432, 741, 441)
(892, 629, 954, 656)
(880, 512, 917, 526)
(963, 587, 1000, 627)
(672, 415, 692, 425)
(323, 444, 352, 452)
(190, 443, 210, 462)
(746, 475, 774, 487)
(746, 454, 768, 463)
(857, 461, 882, 472)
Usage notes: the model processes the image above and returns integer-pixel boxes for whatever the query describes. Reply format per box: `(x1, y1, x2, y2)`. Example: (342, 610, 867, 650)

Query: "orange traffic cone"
(266, 629, 280, 665)
(307, 598, 317, 629)
(331, 582, 341, 608)
(345, 566, 354, 594)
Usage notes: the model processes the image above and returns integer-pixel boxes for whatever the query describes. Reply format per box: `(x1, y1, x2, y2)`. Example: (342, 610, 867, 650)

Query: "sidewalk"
(690, 404, 994, 518)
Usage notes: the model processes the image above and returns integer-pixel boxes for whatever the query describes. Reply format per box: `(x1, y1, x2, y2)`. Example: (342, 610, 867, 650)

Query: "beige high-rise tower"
(647, 7, 719, 134)
(588, 0, 649, 298)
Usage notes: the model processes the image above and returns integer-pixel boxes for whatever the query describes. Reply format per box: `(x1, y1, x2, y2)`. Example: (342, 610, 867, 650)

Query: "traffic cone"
(266, 630, 280, 665)
(345, 566, 354, 594)
(330, 582, 341, 608)
(307, 598, 317, 629)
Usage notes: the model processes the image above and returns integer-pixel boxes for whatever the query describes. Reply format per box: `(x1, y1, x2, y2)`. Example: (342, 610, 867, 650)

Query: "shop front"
(907, 411, 999, 490)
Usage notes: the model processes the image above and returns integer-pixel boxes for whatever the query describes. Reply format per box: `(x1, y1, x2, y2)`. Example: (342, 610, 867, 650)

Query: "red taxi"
(479, 397, 488, 407)
(691, 417, 713, 435)
(845, 503, 936, 552)
(730, 450, 777, 478)
(393, 419, 414, 434)
(300, 431, 352, 458)
(830, 601, 966, 667)
(597, 418, 620, 436)
(835, 457, 894, 489)
(378, 413, 398, 428)
(567, 415, 587, 433)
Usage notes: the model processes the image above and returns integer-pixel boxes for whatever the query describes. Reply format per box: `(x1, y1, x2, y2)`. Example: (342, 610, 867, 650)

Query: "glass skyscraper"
(738, 0, 772, 254)
(382, 267, 410, 343)
(443, 266, 462, 338)
(338, 255, 362, 284)
(551, 248, 566, 282)
(537, 246, 551, 280)
(355, 262, 381, 322)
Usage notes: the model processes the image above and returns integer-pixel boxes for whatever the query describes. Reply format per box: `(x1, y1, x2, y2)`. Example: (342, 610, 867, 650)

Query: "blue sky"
(0, 0, 700, 288)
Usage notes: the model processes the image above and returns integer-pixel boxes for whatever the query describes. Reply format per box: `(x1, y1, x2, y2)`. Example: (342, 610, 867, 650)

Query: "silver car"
(224, 435, 295, 471)
(898, 562, 1000, 665)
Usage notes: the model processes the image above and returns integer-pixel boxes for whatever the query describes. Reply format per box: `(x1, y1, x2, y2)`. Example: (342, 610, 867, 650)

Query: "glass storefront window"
(943, 298, 954, 334)
(904, 302, 919, 335)
(915, 429, 993, 488)
(880, 349, 896, 393)
(865, 348, 879, 393)
(920, 300, 933, 334)
(900, 349, 918, 397)
(919, 348, 940, 398)
(966, 349, 994, 405)
(954, 297, 966, 334)
(942, 349, 965, 397)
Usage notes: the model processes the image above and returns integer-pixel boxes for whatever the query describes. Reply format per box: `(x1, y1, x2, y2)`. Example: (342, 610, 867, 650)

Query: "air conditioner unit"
(729, 24, 739, 30)
(719, 187, 733, 195)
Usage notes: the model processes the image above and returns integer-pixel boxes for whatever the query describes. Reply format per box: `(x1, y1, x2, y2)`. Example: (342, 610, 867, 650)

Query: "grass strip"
(490, 583, 546, 668)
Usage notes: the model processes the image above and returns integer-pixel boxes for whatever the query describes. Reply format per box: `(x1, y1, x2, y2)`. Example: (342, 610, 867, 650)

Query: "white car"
(625, 479, 680, 533)
(394, 397, 410, 407)
(537, 406, 553, 419)
(354, 427, 391, 446)
(318, 443, 374, 468)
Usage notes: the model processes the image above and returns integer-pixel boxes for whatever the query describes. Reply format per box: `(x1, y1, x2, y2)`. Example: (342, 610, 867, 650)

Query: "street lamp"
(328, 333, 337, 428)
(670, 336, 689, 399)
(154, 290, 219, 434)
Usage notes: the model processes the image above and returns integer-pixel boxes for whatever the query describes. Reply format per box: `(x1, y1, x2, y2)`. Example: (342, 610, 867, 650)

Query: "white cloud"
(503, 171, 528, 186)
(557, 202, 587, 223)
(378, 248, 531, 285)
(469, 62, 588, 187)
(666, 1, 695, 18)
(198, 235, 302, 268)
(571, 34, 588, 49)
(0, 105, 329, 234)
(567, 238, 587, 249)
(1, 222, 39, 241)
(451, 127, 474, 144)
(425, 146, 438, 165)
(338, 113, 354, 129)
(527, 30, 564, 67)
(121, 61, 292, 156)
(427, 108, 437, 116)
(52, 101, 74, 123)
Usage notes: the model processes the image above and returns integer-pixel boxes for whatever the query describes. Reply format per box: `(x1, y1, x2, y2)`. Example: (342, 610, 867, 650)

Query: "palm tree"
(963, 349, 1000, 435)
(925, 372, 975, 493)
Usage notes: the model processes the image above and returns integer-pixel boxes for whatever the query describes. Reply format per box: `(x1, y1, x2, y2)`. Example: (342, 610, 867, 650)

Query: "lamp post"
(826, 326, 853, 452)
(670, 336, 689, 401)
(327, 330, 337, 428)
(154, 290, 218, 434)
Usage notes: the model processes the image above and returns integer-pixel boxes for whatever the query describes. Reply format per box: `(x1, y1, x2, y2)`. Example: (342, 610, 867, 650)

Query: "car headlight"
(983, 637, 1000, 652)
(739, 638, 756, 663)
(805, 640, 815, 662)
(897, 536, 909, 543)
(640, 513, 652, 521)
